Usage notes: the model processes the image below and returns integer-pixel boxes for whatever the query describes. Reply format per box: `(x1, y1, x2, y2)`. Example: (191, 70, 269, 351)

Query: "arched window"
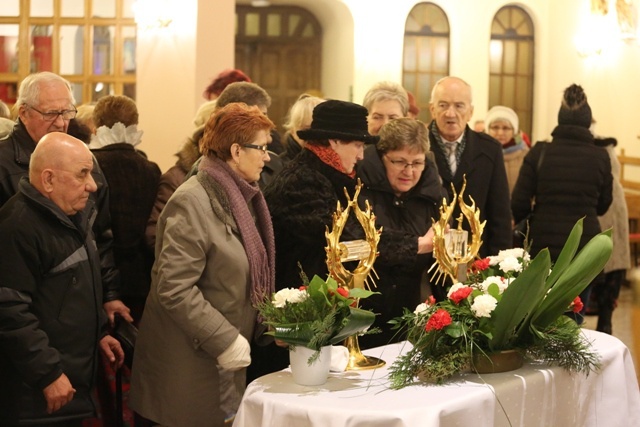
(403, 2, 450, 123)
(489, 6, 534, 138)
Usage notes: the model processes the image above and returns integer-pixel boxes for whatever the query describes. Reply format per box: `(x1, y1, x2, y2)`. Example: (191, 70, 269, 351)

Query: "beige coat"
(598, 145, 631, 272)
(504, 145, 529, 197)
(130, 176, 256, 427)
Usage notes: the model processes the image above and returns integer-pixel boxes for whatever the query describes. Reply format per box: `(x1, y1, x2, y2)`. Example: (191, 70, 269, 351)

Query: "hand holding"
(418, 226, 435, 254)
(100, 335, 125, 370)
(103, 299, 133, 326)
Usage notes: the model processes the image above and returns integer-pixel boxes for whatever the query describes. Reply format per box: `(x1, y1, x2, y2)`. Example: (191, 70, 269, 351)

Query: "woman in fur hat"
(511, 84, 612, 322)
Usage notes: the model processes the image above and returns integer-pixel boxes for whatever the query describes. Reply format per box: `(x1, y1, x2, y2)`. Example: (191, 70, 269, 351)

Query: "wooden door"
(236, 6, 322, 134)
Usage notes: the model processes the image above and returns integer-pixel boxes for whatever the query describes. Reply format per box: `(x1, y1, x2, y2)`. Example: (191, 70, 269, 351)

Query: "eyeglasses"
(488, 125, 514, 133)
(385, 156, 426, 171)
(28, 105, 77, 122)
(242, 143, 269, 153)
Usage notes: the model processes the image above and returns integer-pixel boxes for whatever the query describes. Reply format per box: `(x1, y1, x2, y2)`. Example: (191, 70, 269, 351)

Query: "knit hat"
(558, 84, 592, 128)
(193, 100, 218, 128)
(297, 100, 379, 144)
(485, 106, 519, 133)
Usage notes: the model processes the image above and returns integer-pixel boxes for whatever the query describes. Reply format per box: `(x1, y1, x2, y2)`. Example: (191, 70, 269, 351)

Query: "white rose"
(447, 282, 465, 298)
(471, 294, 498, 317)
(272, 288, 307, 308)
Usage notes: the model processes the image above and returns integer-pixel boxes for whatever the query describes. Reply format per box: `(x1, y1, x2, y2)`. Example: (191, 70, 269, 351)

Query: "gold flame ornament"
(431, 176, 485, 285)
(325, 180, 385, 370)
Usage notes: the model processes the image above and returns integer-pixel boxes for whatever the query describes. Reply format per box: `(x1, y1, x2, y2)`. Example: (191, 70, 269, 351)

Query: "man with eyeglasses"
(0, 71, 132, 325)
(427, 76, 511, 258)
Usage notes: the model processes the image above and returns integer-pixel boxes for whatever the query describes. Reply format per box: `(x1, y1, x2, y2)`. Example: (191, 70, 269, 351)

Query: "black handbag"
(112, 315, 137, 369)
(514, 143, 547, 247)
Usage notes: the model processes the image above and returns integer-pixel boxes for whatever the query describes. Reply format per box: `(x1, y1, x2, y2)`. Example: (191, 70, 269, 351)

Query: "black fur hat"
(297, 100, 379, 144)
(558, 84, 592, 128)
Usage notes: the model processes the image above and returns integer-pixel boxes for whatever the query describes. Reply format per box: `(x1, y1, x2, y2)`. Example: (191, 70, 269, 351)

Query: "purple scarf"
(198, 156, 275, 306)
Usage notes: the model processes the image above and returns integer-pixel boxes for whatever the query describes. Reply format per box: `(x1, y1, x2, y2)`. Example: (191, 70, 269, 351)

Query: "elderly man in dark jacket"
(0, 132, 124, 426)
(0, 71, 131, 324)
(428, 76, 512, 258)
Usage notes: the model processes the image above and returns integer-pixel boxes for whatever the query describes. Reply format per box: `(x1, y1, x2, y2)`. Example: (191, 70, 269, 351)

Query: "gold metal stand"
(325, 181, 385, 370)
(430, 177, 485, 284)
(344, 335, 385, 370)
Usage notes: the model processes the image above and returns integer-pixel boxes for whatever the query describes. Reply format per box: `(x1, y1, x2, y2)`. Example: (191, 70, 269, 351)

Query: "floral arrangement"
(256, 273, 378, 358)
(389, 219, 612, 388)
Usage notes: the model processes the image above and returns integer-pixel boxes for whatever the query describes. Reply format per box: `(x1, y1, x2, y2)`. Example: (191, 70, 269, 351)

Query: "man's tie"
(444, 141, 458, 176)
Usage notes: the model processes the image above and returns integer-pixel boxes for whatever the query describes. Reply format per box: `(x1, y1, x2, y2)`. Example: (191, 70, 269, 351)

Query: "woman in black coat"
(357, 118, 448, 349)
(511, 84, 612, 320)
(250, 100, 376, 382)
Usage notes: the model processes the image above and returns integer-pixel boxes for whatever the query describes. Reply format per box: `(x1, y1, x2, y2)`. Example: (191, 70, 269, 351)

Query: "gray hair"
(429, 76, 473, 106)
(216, 82, 271, 112)
(0, 100, 10, 119)
(16, 72, 75, 109)
(362, 81, 409, 116)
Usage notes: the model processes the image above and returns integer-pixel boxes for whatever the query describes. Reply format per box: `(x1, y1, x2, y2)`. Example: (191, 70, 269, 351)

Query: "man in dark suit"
(427, 76, 511, 258)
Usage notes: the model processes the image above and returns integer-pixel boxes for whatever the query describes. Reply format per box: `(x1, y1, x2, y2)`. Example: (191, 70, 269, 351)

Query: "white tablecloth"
(233, 330, 640, 427)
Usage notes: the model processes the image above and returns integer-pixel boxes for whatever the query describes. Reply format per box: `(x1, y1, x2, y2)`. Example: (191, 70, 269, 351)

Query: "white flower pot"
(289, 345, 331, 386)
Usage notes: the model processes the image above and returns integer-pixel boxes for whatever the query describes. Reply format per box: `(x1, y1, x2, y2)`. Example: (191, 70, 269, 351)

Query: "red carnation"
(299, 285, 307, 291)
(427, 295, 436, 306)
(449, 286, 473, 304)
(425, 309, 452, 332)
(472, 257, 491, 272)
(571, 296, 584, 313)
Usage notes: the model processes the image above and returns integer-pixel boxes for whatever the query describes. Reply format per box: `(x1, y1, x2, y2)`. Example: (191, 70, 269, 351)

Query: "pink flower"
(425, 309, 452, 332)
(571, 297, 584, 313)
(449, 286, 473, 304)
(427, 295, 436, 306)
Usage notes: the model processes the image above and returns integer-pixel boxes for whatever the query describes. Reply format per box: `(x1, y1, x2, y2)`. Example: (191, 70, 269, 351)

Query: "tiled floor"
(582, 279, 638, 382)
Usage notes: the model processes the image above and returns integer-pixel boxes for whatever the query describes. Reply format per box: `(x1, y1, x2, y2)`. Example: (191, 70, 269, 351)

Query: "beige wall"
(136, 0, 234, 171)
(138, 0, 640, 184)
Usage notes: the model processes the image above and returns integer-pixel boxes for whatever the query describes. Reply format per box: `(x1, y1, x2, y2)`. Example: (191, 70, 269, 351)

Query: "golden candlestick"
(430, 176, 485, 284)
(325, 180, 385, 370)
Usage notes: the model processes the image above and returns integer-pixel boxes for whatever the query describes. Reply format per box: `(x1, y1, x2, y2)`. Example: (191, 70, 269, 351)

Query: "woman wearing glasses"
(130, 103, 276, 427)
(485, 105, 529, 196)
(357, 118, 447, 349)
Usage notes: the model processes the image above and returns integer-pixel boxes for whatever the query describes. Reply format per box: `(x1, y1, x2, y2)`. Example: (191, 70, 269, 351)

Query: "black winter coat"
(91, 143, 161, 301)
(0, 178, 106, 425)
(356, 146, 448, 348)
(0, 120, 121, 302)
(429, 125, 512, 257)
(264, 148, 362, 289)
(511, 125, 613, 260)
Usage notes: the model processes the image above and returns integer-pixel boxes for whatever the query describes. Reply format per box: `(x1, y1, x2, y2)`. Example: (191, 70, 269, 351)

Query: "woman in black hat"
(511, 84, 612, 322)
(247, 100, 380, 381)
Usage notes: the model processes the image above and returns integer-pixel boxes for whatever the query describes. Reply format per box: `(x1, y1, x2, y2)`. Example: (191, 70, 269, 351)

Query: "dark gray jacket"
(0, 178, 106, 425)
